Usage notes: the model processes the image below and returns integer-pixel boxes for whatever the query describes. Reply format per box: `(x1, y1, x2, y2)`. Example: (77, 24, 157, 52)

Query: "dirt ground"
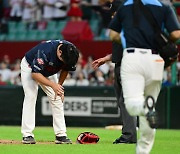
(0, 140, 55, 144)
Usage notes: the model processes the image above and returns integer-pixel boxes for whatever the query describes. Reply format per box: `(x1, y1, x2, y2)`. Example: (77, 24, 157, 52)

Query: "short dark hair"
(59, 43, 79, 68)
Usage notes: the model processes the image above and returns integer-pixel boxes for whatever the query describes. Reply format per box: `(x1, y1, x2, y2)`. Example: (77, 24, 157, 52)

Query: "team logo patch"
(37, 58, 44, 65)
(49, 62, 54, 66)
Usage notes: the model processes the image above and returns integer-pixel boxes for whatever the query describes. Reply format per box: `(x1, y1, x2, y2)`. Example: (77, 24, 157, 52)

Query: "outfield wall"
(1, 41, 180, 62)
(0, 85, 179, 128)
(0, 41, 112, 62)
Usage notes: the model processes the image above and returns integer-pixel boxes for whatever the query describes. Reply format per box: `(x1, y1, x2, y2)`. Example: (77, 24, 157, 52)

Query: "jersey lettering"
(33, 65, 41, 71)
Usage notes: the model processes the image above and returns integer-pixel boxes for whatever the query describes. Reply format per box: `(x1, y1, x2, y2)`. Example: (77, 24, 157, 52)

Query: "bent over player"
(20, 40, 79, 144)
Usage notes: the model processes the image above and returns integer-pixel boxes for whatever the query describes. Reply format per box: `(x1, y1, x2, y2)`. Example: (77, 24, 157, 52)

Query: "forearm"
(32, 73, 54, 87)
(59, 70, 68, 85)
(170, 30, 180, 42)
(104, 54, 112, 62)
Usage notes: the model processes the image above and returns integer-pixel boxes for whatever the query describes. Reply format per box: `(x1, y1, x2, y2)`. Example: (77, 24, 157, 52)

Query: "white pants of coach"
(20, 57, 67, 138)
(121, 48, 164, 154)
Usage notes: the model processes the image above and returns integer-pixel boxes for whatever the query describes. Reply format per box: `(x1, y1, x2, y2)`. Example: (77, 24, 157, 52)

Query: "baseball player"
(20, 40, 79, 144)
(109, 0, 180, 153)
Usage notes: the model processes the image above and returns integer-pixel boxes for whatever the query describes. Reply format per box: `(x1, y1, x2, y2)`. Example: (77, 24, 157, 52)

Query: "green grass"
(0, 126, 180, 154)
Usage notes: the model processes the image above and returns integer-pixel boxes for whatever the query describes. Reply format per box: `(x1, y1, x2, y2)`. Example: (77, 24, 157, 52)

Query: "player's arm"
(92, 54, 112, 69)
(32, 73, 64, 97)
(109, 29, 121, 43)
(58, 70, 68, 85)
(165, 5, 180, 41)
(108, 8, 122, 44)
(31, 49, 64, 98)
(170, 30, 180, 42)
(58, 70, 68, 102)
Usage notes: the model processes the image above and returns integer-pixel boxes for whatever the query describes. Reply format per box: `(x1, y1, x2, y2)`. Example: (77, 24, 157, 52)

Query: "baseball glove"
(160, 43, 179, 68)
(76, 132, 100, 144)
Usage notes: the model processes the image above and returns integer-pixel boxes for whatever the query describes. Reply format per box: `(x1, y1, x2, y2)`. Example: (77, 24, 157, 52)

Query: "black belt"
(126, 49, 158, 54)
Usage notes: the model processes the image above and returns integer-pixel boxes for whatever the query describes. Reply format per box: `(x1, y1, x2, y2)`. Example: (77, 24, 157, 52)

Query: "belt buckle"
(139, 50, 148, 54)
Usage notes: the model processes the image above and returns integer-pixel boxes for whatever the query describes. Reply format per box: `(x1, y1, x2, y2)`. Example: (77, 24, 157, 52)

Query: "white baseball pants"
(20, 57, 67, 137)
(121, 48, 164, 154)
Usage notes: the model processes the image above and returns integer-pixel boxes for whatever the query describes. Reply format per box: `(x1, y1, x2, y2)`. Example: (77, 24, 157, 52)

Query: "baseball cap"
(59, 42, 79, 71)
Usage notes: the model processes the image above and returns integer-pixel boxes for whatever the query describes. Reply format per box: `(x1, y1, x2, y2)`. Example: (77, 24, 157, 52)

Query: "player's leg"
(121, 51, 163, 117)
(121, 73, 146, 116)
(136, 81, 161, 154)
(121, 53, 146, 116)
(121, 52, 153, 153)
(39, 74, 71, 144)
(21, 57, 38, 144)
(113, 64, 137, 144)
(145, 80, 162, 127)
(136, 116, 156, 154)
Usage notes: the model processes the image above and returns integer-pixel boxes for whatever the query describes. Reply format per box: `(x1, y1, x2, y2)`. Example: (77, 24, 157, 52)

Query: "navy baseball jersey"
(25, 40, 76, 77)
(109, 0, 180, 51)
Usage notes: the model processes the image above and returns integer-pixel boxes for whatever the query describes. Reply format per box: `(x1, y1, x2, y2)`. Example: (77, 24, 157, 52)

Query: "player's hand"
(52, 83, 64, 100)
(61, 93, 64, 102)
(92, 58, 106, 69)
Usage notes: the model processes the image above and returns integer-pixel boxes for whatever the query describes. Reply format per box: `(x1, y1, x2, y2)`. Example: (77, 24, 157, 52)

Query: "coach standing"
(20, 40, 79, 144)
(108, 0, 137, 144)
(92, 0, 137, 144)
(109, 0, 180, 153)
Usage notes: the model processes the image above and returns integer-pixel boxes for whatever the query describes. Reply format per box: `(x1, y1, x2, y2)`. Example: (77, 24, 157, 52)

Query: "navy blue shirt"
(25, 40, 75, 77)
(109, 0, 180, 50)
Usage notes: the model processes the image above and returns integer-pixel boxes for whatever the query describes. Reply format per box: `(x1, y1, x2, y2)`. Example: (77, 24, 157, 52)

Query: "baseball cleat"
(113, 136, 136, 144)
(55, 136, 72, 144)
(22, 136, 36, 144)
(145, 96, 158, 128)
